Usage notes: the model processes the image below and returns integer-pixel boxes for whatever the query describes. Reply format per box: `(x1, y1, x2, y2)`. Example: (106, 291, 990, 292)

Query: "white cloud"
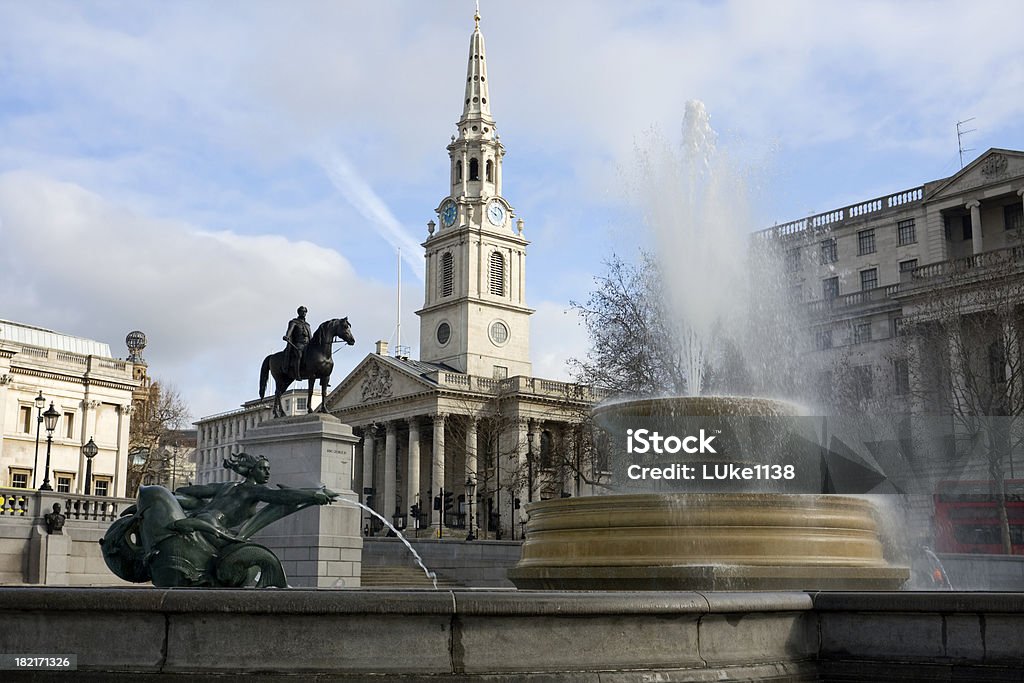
(0, 171, 392, 419)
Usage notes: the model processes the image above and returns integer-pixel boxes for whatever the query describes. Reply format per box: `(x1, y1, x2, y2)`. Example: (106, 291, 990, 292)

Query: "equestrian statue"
(100, 452, 338, 588)
(260, 308, 356, 418)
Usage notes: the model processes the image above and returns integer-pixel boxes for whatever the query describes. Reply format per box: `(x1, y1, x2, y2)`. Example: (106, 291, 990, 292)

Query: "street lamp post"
(465, 477, 476, 541)
(81, 437, 98, 495)
(38, 402, 60, 491)
(31, 391, 46, 488)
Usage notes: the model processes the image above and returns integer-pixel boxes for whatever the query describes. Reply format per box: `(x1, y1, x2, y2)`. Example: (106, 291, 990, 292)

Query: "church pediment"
(926, 148, 1024, 201)
(325, 355, 440, 411)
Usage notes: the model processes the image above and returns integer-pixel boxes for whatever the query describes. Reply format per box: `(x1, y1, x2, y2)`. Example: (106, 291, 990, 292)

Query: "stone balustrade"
(758, 185, 924, 239)
(429, 372, 607, 402)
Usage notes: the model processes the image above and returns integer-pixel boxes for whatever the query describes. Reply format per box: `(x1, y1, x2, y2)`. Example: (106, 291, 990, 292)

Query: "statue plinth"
(242, 413, 362, 587)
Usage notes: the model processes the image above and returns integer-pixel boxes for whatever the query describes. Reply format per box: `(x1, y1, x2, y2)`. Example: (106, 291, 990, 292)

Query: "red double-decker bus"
(934, 480, 1024, 554)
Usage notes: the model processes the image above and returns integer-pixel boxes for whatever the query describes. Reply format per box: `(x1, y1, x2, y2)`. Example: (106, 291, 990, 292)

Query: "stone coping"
(0, 586, 812, 615)
(810, 590, 1024, 612)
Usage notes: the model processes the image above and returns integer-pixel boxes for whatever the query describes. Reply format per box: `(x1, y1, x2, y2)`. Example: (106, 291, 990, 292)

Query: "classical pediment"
(926, 148, 1024, 202)
(325, 355, 440, 411)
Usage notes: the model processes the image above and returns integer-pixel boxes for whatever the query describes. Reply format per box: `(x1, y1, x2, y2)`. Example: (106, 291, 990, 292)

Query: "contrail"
(321, 152, 425, 281)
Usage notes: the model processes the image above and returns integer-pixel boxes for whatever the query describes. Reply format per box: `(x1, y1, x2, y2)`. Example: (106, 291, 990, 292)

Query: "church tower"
(417, 9, 533, 378)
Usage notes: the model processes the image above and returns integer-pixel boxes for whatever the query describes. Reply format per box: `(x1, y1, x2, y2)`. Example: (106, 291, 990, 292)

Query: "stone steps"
(360, 565, 462, 588)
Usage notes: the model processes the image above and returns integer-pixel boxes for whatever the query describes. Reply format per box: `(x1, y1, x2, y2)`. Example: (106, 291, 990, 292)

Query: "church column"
(528, 419, 541, 503)
(431, 413, 446, 531)
(383, 421, 398, 520)
(77, 400, 99, 494)
(966, 200, 983, 256)
(515, 418, 529, 537)
(465, 417, 478, 486)
(361, 425, 375, 507)
(407, 417, 421, 526)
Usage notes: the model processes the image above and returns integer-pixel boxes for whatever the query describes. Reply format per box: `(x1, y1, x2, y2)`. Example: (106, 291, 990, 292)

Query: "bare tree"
(128, 382, 191, 496)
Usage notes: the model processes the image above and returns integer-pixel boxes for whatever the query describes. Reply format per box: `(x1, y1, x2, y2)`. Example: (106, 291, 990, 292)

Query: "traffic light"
(444, 489, 454, 512)
(514, 497, 521, 510)
(410, 503, 420, 519)
(433, 495, 441, 511)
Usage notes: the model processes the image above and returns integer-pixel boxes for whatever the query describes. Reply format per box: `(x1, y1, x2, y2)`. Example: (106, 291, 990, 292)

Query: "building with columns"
(0, 320, 141, 498)
(767, 147, 1024, 413)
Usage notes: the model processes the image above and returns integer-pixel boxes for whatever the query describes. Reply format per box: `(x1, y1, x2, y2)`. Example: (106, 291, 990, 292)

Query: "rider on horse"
(283, 306, 311, 379)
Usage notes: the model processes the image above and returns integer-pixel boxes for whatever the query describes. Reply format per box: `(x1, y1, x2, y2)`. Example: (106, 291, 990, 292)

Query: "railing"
(0, 488, 132, 521)
(757, 185, 925, 240)
(806, 245, 1024, 315)
(10, 344, 134, 379)
(1, 490, 30, 516)
(432, 372, 608, 402)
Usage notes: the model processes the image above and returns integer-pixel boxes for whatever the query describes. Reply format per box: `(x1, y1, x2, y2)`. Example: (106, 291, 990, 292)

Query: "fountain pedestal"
(242, 413, 363, 587)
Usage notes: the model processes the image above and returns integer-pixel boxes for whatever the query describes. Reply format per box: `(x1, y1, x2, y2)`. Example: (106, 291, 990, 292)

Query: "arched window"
(488, 251, 504, 296)
(456, 160, 462, 182)
(440, 252, 454, 298)
(485, 159, 493, 182)
(469, 157, 479, 181)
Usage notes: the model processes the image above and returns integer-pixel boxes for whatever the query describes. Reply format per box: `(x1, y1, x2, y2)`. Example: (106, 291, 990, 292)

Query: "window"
(1005, 203, 1024, 231)
(493, 365, 508, 380)
(436, 322, 451, 345)
(860, 268, 878, 291)
(469, 157, 479, 181)
(897, 218, 916, 245)
(489, 321, 509, 345)
(891, 316, 905, 337)
(485, 159, 493, 182)
(899, 259, 918, 276)
(893, 359, 910, 396)
(854, 322, 872, 344)
(9, 468, 30, 489)
(489, 252, 505, 296)
(296, 397, 307, 412)
(815, 329, 832, 350)
(64, 412, 75, 439)
(20, 406, 32, 434)
(853, 365, 873, 401)
(456, 160, 463, 182)
(962, 215, 972, 241)
(786, 248, 801, 272)
(822, 277, 839, 300)
(440, 252, 454, 297)
(93, 476, 112, 497)
(56, 473, 74, 494)
(820, 238, 837, 264)
(857, 229, 876, 255)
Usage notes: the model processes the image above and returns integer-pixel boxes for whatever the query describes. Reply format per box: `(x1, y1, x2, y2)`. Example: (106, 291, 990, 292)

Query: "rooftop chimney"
(375, 340, 389, 356)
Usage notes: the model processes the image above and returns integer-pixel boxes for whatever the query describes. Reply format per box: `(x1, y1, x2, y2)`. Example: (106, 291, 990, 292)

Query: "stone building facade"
(0, 320, 140, 498)
(769, 147, 1024, 420)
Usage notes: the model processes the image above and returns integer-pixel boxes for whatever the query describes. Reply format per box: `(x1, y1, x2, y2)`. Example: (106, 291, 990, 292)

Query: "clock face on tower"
(441, 200, 457, 227)
(486, 200, 506, 226)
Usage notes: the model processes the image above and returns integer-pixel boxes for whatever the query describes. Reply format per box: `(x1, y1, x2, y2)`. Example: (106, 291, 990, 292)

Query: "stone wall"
(2, 588, 1022, 681)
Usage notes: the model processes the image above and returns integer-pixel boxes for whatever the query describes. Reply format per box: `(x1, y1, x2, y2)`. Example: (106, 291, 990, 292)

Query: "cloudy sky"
(2, 1, 1022, 420)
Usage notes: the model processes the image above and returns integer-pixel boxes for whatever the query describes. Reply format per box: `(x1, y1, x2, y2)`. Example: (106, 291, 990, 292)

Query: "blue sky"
(1, 1, 1022, 420)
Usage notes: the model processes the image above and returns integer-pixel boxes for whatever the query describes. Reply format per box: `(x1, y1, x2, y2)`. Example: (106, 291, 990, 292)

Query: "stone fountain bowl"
(509, 396, 909, 591)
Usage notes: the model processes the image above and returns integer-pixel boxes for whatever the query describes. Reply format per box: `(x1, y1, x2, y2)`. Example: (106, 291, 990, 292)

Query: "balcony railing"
(807, 245, 1024, 315)
(757, 185, 924, 239)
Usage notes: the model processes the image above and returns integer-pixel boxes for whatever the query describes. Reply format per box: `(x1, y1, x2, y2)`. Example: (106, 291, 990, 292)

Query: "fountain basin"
(511, 396, 909, 591)
(509, 493, 907, 590)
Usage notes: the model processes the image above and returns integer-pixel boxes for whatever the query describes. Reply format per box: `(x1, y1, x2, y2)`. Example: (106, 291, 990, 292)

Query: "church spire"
(461, 4, 493, 125)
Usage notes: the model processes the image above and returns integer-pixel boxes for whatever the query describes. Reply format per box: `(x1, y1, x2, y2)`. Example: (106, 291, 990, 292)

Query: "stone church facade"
(194, 11, 604, 539)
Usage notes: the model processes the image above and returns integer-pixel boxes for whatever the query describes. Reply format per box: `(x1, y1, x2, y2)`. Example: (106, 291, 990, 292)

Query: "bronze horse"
(260, 317, 355, 417)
